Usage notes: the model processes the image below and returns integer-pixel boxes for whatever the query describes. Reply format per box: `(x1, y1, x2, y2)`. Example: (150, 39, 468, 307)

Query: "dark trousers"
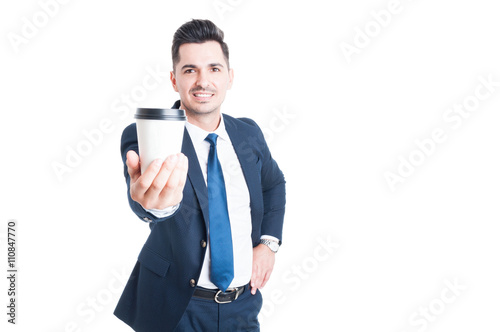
(175, 285, 263, 332)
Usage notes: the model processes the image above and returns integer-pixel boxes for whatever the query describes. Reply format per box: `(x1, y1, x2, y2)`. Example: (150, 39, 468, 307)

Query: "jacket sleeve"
(239, 118, 286, 243)
(120, 123, 178, 224)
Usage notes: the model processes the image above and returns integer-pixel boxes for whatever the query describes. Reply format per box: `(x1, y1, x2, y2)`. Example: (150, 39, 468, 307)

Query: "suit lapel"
(181, 128, 210, 228)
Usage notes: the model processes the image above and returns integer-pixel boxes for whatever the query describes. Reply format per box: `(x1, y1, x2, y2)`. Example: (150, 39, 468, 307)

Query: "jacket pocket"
(138, 246, 171, 277)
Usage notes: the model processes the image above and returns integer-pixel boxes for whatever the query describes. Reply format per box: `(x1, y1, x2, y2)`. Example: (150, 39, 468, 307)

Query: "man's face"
(170, 41, 233, 117)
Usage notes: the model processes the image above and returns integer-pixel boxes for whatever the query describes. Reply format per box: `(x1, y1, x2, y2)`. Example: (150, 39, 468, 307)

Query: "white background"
(1, 0, 500, 331)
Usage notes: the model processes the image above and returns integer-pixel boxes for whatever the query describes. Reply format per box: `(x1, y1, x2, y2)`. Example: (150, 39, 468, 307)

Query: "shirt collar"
(185, 114, 230, 145)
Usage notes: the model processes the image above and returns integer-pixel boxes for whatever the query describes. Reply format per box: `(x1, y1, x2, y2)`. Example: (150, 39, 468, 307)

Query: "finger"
(250, 273, 257, 295)
(251, 275, 262, 295)
(145, 154, 179, 199)
(164, 154, 188, 203)
(250, 268, 262, 295)
(159, 154, 187, 199)
(177, 153, 189, 182)
(250, 270, 257, 295)
(126, 150, 141, 183)
(260, 270, 272, 289)
(134, 158, 163, 195)
(174, 154, 189, 192)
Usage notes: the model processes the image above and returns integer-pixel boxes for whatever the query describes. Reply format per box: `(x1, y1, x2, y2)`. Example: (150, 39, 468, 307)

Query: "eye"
(184, 69, 195, 74)
(211, 67, 221, 72)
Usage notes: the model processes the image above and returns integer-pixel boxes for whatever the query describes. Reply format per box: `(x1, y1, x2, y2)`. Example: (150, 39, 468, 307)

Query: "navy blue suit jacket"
(114, 109, 286, 332)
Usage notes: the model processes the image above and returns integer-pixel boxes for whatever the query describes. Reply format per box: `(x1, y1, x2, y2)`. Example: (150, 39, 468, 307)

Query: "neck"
(183, 106, 222, 132)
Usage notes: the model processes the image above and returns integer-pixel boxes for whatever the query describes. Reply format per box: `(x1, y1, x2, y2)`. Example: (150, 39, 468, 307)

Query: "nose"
(196, 70, 209, 88)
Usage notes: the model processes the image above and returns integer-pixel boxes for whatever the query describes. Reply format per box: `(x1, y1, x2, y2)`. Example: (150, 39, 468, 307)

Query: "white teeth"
(195, 93, 212, 97)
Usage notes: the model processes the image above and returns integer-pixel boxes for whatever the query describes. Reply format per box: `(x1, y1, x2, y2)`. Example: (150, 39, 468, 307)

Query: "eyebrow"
(180, 63, 225, 70)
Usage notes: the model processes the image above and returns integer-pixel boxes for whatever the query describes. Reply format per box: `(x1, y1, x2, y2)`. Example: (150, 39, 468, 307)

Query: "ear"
(170, 71, 179, 92)
(227, 68, 234, 90)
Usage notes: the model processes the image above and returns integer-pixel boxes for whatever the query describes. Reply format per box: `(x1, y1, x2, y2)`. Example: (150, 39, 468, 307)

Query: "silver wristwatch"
(260, 239, 280, 253)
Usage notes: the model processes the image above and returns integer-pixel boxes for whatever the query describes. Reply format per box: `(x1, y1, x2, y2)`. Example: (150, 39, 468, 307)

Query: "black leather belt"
(193, 284, 247, 304)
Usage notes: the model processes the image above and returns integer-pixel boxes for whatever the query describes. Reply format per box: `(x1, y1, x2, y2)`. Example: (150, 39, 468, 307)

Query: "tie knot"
(205, 133, 218, 147)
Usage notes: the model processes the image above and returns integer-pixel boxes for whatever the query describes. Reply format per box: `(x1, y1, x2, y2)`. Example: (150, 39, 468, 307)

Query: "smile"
(194, 93, 214, 97)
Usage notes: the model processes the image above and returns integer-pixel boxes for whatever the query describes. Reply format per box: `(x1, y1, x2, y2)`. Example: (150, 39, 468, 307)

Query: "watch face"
(270, 241, 279, 252)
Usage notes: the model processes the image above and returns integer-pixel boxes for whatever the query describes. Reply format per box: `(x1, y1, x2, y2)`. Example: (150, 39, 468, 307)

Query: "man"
(114, 19, 286, 332)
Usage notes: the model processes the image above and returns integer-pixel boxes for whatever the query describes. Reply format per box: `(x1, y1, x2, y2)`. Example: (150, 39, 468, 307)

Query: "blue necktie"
(205, 133, 234, 291)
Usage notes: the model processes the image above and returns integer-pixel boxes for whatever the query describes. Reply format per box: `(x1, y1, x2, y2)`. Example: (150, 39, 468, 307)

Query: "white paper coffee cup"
(135, 108, 187, 174)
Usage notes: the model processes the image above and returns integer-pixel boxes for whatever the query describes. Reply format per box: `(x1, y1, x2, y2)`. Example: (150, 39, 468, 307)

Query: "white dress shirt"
(147, 114, 276, 289)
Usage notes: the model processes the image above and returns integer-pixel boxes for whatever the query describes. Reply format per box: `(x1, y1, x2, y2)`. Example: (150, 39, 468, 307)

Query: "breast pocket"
(138, 246, 171, 278)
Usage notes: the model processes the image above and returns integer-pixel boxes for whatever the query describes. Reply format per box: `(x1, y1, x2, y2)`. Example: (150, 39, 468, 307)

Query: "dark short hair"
(172, 19, 230, 69)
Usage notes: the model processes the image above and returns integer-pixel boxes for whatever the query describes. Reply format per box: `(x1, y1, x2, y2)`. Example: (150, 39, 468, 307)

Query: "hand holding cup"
(127, 151, 188, 210)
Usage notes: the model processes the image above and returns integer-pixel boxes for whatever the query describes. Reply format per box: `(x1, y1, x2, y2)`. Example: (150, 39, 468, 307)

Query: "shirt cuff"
(260, 235, 280, 243)
(146, 204, 180, 218)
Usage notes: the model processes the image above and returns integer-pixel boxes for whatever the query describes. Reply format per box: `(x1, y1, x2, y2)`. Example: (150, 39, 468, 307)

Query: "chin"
(186, 105, 219, 116)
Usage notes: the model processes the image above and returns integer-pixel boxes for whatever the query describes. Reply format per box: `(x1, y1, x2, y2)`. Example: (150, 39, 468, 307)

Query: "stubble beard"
(182, 101, 221, 119)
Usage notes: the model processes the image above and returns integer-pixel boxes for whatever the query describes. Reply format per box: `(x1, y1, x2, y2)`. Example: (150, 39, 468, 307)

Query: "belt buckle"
(214, 288, 238, 304)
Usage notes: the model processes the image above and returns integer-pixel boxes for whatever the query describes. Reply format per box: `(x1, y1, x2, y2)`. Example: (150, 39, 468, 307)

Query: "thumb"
(126, 150, 141, 182)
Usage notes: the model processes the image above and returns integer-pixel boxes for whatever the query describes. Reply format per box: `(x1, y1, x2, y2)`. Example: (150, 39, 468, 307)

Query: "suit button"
(201, 240, 207, 248)
(143, 217, 152, 223)
(190, 279, 196, 287)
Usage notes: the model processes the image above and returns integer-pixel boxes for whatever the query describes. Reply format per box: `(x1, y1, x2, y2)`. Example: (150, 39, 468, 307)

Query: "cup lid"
(135, 108, 187, 120)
